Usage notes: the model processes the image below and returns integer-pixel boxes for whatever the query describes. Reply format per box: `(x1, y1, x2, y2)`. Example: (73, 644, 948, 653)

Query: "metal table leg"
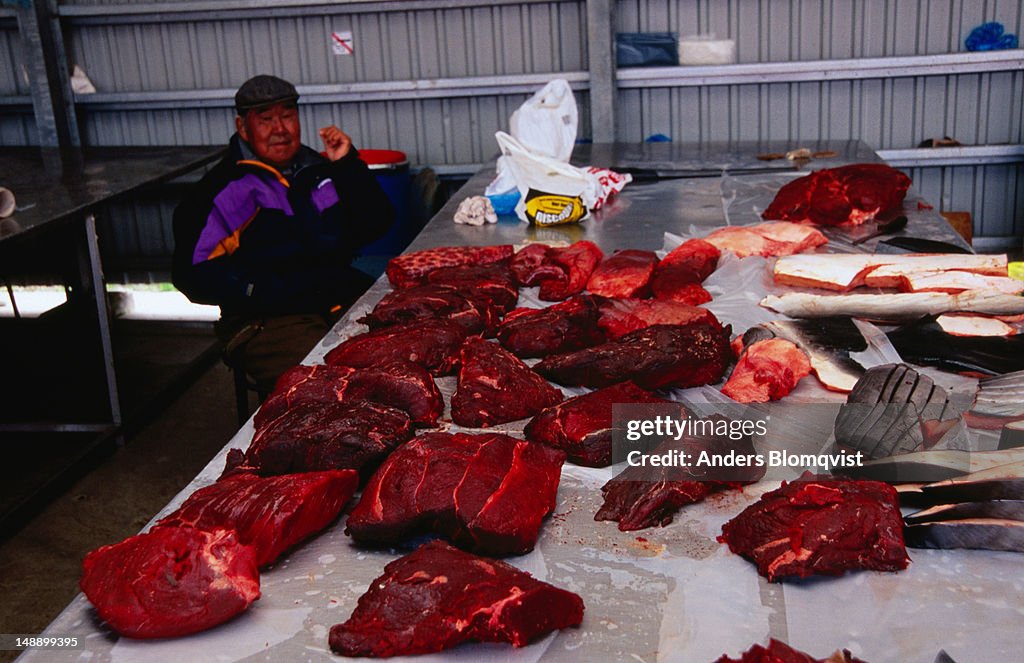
(82, 212, 122, 430)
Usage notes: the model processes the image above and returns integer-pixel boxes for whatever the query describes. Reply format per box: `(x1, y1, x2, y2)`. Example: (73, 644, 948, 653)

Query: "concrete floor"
(0, 356, 241, 662)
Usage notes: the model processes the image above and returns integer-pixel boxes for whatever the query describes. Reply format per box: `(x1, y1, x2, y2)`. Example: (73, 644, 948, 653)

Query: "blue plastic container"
(358, 149, 412, 256)
(486, 189, 521, 216)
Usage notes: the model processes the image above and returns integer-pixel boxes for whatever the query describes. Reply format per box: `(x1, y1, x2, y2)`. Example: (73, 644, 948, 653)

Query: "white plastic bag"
(486, 78, 579, 211)
(508, 79, 578, 162)
(496, 131, 600, 226)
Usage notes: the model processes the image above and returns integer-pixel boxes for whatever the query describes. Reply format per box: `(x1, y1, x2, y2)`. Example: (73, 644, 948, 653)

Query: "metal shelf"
(58, 0, 576, 25)
(73, 72, 591, 109)
(879, 145, 1024, 168)
(617, 50, 1024, 88)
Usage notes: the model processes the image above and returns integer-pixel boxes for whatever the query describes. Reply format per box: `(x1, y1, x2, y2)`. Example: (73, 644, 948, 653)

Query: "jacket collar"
(228, 133, 327, 181)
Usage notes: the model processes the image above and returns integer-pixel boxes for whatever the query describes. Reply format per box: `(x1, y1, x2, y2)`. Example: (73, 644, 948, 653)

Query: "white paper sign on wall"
(332, 31, 354, 55)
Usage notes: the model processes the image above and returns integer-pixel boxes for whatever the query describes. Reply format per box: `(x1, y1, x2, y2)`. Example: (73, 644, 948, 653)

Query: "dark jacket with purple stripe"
(172, 134, 393, 317)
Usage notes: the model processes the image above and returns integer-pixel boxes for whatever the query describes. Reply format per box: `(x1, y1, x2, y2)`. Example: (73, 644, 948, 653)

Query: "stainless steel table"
(405, 140, 965, 254)
(0, 146, 223, 434)
(25, 142, 1014, 663)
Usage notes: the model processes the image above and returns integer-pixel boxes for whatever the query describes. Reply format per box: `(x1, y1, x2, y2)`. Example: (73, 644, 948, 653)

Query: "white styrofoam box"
(679, 34, 737, 65)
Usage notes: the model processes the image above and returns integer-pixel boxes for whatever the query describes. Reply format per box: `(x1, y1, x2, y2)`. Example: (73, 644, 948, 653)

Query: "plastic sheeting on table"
(25, 431, 1024, 663)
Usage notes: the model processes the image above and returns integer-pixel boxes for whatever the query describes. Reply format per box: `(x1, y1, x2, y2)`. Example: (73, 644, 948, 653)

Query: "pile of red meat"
(347, 431, 565, 556)
(762, 163, 911, 227)
(80, 469, 359, 638)
(78, 223, 903, 654)
(332, 241, 737, 431)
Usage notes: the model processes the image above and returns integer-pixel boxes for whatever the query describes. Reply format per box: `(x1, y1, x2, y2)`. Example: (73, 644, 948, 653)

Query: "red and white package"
(587, 167, 632, 210)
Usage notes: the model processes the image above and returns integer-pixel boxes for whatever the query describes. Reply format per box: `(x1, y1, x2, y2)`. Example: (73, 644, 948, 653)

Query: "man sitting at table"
(173, 74, 393, 394)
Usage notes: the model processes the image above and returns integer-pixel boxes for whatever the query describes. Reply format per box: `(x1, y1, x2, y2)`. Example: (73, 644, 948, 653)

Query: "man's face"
(236, 101, 301, 168)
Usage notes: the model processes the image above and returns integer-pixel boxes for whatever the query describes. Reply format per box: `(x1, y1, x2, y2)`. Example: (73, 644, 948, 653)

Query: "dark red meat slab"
(714, 639, 869, 663)
(328, 540, 584, 657)
(534, 322, 732, 390)
(358, 283, 501, 334)
(347, 432, 566, 556)
(425, 261, 519, 312)
(386, 244, 514, 288)
(601, 480, 715, 531)
(524, 381, 674, 467)
(509, 241, 605, 301)
(510, 243, 560, 286)
(595, 417, 764, 530)
(451, 338, 564, 427)
(324, 318, 473, 376)
(719, 475, 910, 582)
(596, 297, 722, 339)
(538, 241, 604, 301)
(157, 470, 359, 567)
(239, 400, 413, 477)
(586, 249, 659, 298)
(80, 526, 260, 639)
(254, 362, 442, 430)
(496, 295, 607, 358)
(762, 163, 911, 226)
(649, 239, 719, 304)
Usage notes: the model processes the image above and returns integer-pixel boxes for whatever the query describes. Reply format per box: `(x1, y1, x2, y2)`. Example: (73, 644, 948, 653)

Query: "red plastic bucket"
(359, 149, 409, 170)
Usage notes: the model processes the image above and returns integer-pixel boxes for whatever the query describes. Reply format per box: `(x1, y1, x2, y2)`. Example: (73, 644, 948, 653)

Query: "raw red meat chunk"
(541, 241, 605, 300)
(721, 338, 812, 403)
(704, 222, 828, 258)
(80, 526, 260, 639)
(596, 297, 721, 339)
(425, 261, 519, 313)
(347, 432, 566, 555)
(509, 242, 559, 285)
(510, 241, 605, 301)
(586, 249, 659, 298)
(254, 362, 442, 430)
(328, 540, 584, 657)
(595, 417, 765, 531)
(496, 295, 606, 358)
(534, 321, 732, 390)
(719, 476, 910, 582)
(762, 163, 911, 226)
(157, 470, 359, 567)
(525, 381, 674, 467)
(451, 338, 564, 427)
(324, 318, 473, 376)
(238, 401, 413, 478)
(649, 239, 720, 304)
(386, 244, 514, 288)
(358, 283, 501, 334)
(715, 639, 869, 663)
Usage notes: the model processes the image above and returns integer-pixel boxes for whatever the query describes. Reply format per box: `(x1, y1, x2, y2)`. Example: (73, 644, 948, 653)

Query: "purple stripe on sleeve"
(192, 173, 294, 264)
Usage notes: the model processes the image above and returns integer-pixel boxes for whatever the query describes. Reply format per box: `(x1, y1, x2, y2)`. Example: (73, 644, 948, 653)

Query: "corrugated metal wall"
(0, 16, 36, 146)
(67, 2, 589, 167)
(617, 74, 1024, 147)
(617, 0, 1024, 60)
(615, 0, 1024, 239)
(910, 163, 1023, 240)
(2, 0, 1020, 279)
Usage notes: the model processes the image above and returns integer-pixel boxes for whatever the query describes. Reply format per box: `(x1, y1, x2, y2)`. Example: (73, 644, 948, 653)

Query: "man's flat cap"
(235, 75, 299, 113)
